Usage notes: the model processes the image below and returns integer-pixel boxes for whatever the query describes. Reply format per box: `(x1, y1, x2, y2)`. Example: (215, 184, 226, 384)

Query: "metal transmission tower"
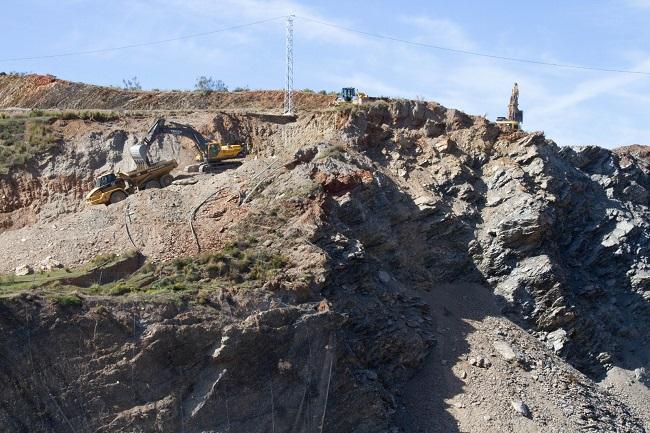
(283, 15, 294, 115)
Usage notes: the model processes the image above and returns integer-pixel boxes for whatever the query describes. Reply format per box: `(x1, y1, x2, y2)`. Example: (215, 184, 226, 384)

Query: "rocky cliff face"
(1, 80, 649, 432)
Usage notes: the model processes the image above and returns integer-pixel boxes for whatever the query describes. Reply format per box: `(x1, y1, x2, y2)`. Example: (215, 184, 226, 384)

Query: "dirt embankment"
(1, 78, 649, 432)
(0, 74, 333, 111)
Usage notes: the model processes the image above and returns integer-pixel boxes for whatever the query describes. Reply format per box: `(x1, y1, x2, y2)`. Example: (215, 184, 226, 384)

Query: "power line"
(295, 15, 650, 76)
(0, 16, 288, 63)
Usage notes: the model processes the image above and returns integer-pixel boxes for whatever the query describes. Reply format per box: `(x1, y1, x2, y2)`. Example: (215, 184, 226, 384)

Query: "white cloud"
(626, 0, 650, 8)
(398, 16, 475, 51)
(143, 0, 368, 45)
(529, 58, 650, 115)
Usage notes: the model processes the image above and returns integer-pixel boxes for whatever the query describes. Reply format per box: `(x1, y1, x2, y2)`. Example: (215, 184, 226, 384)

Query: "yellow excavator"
(496, 83, 524, 131)
(140, 118, 245, 173)
(86, 118, 245, 205)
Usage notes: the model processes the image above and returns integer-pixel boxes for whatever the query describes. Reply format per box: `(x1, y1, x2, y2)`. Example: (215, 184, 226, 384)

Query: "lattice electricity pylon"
(283, 15, 295, 115)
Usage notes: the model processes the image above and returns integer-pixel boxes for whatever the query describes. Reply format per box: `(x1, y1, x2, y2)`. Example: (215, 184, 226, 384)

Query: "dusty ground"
(397, 282, 647, 432)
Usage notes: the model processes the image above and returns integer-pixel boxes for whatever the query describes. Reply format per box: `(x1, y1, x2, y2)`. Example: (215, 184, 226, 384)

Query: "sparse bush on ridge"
(122, 76, 142, 91)
(195, 76, 228, 94)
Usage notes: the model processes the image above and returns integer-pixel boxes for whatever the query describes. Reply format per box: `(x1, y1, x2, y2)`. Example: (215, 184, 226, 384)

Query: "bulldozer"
(335, 87, 367, 105)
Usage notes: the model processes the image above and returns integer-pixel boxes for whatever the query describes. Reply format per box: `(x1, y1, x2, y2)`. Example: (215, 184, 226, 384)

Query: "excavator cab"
(207, 143, 220, 159)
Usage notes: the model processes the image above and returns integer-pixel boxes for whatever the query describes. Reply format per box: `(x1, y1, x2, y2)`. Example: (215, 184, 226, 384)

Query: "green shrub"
(91, 252, 118, 268)
(109, 282, 133, 296)
(55, 293, 82, 307)
(195, 76, 227, 93)
(196, 290, 210, 305)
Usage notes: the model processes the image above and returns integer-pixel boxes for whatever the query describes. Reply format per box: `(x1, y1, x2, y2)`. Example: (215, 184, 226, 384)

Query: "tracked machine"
(496, 83, 524, 130)
(142, 118, 245, 173)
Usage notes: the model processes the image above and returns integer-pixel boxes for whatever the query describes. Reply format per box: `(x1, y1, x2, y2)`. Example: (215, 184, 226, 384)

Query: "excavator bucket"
(129, 145, 150, 170)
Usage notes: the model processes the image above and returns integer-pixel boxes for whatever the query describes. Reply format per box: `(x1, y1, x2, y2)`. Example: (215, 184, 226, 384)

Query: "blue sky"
(2, 0, 650, 148)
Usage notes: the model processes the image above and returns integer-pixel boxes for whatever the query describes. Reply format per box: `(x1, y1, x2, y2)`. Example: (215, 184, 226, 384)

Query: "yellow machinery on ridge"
(496, 83, 524, 130)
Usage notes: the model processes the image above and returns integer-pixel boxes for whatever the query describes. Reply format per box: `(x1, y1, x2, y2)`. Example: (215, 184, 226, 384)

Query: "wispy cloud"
(529, 57, 650, 115)
(626, 0, 650, 8)
(398, 16, 475, 51)
(146, 0, 368, 45)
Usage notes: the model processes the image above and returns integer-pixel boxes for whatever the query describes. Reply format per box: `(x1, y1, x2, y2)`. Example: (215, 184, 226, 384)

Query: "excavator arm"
(131, 118, 244, 172)
(142, 118, 209, 159)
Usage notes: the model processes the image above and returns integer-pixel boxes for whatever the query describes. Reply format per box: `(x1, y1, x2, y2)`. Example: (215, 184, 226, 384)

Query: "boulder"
(422, 119, 444, 138)
(623, 182, 648, 205)
(40, 256, 63, 272)
(378, 271, 391, 284)
(469, 355, 491, 368)
(492, 340, 523, 363)
(14, 264, 33, 276)
(546, 328, 568, 353)
(511, 400, 531, 418)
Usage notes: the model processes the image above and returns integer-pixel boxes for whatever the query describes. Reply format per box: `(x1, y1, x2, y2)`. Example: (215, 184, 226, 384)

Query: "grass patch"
(57, 111, 120, 122)
(0, 268, 85, 293)
(151, 238, 287, 289)
(0, 241, 288, 300)
(90, 252, 120, 268)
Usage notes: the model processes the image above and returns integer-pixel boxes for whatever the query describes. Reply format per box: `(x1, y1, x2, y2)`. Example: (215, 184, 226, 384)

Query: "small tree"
(122, 76, 142, 91)
(195, 76, 228, 93)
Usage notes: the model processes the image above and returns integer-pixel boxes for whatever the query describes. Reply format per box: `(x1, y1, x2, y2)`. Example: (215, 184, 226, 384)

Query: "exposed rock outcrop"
(1, 78, 648, 432)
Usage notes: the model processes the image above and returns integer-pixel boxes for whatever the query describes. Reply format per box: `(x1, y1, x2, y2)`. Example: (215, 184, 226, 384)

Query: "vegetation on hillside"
(0, 239, 288, 303)
(0, 116, 60, 174)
